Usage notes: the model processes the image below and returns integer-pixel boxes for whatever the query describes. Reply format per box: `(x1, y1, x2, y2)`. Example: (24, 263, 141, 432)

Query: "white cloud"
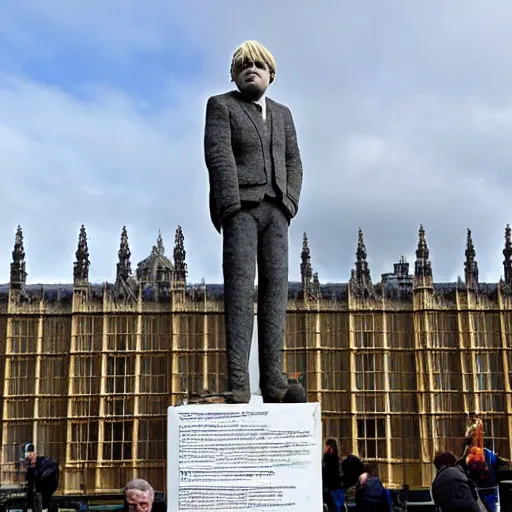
(0, 1, 511, 286)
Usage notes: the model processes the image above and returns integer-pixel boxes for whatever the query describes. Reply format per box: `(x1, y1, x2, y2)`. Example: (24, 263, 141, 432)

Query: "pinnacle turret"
(504, 224, 512, 285)
(464, 228, 479, 289)
(10, 225, 27, 290)
(299, 233, 321, 298)
(300, 233, 313, 293)
(413, 224, 433, 290)
(73, 225, 90, 286)
(414, 225, 432, 279)
(116, 226, 132, 283)
(356, 228, 372, 283)
(349, 228, 373, 297)
(155, 230, 164, 255)
(173, 225, 188, 284)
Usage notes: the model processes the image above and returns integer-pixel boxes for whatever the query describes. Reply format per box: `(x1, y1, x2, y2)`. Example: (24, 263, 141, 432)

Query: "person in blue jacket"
(457, 417, 510, 512)
(340, 454, 391, 512)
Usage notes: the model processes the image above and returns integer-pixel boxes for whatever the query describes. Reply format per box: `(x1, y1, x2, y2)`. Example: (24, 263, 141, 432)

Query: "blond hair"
(230, 40, 276, 84)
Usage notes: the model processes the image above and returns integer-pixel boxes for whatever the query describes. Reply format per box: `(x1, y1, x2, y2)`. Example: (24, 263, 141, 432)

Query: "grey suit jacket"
(204, 90, 303, 233)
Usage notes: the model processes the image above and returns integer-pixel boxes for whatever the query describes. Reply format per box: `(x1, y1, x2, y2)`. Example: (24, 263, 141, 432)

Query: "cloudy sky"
(0, 1, 511, 286)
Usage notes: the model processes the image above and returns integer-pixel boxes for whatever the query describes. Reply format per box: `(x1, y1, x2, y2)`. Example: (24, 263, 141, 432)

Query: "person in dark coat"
(322, 439, 341, 512)
(341, 454, 390, 512)
(24, 443, 59, 512)
(431, 451, 481, 512)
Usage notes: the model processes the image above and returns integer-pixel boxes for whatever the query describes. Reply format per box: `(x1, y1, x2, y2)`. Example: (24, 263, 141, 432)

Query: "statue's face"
(235, 60, 270, 98)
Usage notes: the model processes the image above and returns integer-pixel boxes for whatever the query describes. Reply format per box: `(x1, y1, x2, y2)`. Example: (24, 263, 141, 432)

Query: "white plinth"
(167, 402, 323, 511)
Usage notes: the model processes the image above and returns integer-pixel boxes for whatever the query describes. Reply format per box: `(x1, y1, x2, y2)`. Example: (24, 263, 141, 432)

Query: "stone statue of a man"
(204, 40, 305, 404)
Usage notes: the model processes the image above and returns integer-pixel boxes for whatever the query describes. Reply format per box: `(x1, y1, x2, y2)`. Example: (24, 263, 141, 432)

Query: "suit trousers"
(222, 199, 290, 403)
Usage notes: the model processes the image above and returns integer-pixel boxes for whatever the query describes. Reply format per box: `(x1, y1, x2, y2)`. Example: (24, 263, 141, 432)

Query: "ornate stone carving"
(73, 225, 90, 287)
(10, 225, 27, 291)
(413, 224, 433, 290)
(464, 228, 479, 290)
(349, 228, 375, 298)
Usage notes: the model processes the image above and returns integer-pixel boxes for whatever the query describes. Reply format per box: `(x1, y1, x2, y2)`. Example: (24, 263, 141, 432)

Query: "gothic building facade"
(0, 224, 511, 493)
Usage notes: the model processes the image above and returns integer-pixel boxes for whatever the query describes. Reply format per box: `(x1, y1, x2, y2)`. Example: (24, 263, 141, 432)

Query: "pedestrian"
(431, 450, 483, 512)
(24, 442, 59, 512)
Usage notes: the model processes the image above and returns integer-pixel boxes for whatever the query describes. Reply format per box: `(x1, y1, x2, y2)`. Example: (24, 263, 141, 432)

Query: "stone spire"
(349, 228, 373, 297)
(156, 230, 164, 255)
(355, 228, 372, 284)
(116, 226, 132, 283)
(10, 225, 27, 290)
(414, 225, 432, 278)
(73, 225, 90, 286)
(173, 225, 188, 284)
(464, 228, 479, 289)
(414, 224, 433, 289)
(300, 233, 313, 294)
(504, 224, 512, 286)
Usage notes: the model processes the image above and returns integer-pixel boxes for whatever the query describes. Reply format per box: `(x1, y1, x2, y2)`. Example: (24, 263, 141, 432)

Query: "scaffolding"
(0, 224, 510, 493)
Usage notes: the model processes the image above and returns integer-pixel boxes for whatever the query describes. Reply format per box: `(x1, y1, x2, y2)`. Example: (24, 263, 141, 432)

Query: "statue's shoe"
(186, 387, 307, 405)
(263, 383, 306, 404)
(186, 391, 236, 405)
(281, 383, 306, 403)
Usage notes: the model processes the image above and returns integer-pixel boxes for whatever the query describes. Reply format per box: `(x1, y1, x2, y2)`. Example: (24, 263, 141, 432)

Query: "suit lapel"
(234, 94, 264, 147)
(267, 99, 281, 149)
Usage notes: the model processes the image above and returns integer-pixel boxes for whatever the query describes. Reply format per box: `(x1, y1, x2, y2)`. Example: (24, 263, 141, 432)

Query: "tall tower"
(414, 224, 433, 289)
(10, 226, 27, 291)
(116, 226, 132, 284)
(73, 225, 90, 288)
(504, 224, 512, 286)
(299, 233, 320, 299)
(349, 228, 373, 297)
(464, 228, 479, 289)
(9, 226, 27, 303)
(114, 225, 138, 301)
(172, 225, 187, 289)
(300, 233, 313, 296)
